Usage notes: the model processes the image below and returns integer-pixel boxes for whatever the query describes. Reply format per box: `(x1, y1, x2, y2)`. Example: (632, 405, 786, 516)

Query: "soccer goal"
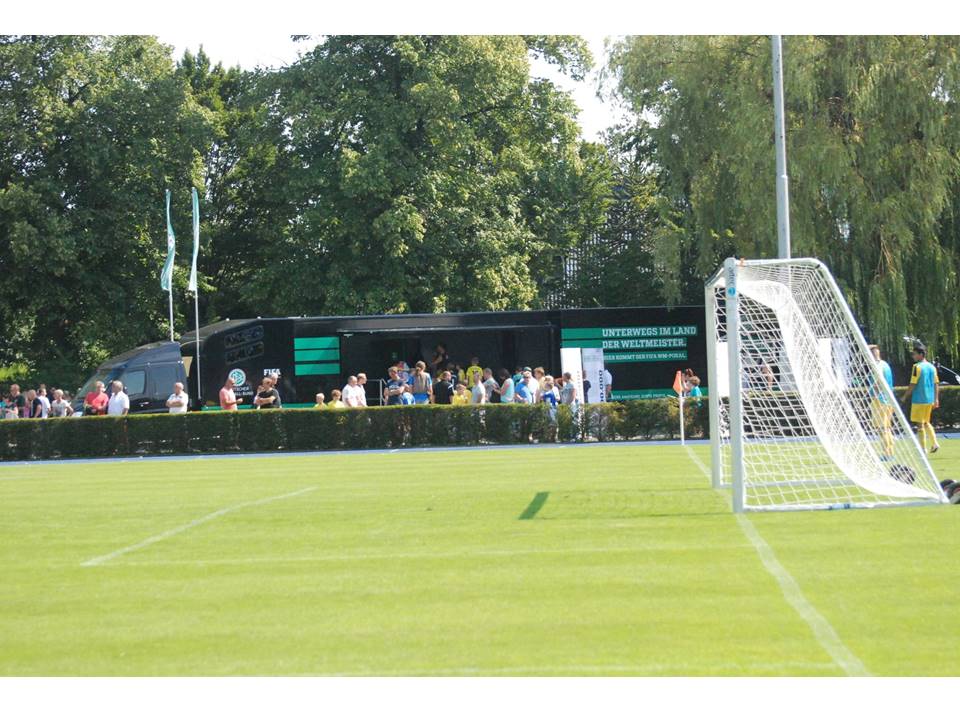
(705, 257, 946, 512)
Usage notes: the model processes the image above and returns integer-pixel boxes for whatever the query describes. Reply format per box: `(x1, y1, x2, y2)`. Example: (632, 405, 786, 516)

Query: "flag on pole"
(188, 187, 200, 293)
(672, 370, 684, 397)
(160, 189, 176, 291)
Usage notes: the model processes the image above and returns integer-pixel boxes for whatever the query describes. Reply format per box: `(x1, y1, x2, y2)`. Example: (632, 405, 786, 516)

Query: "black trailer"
(178, 306, 707, 409)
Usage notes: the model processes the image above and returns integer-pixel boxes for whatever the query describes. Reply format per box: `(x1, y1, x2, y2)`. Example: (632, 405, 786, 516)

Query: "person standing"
(525, 368, 539, 402)
(516, 370, 534, 404)
(314, 392, 326, 408)
(36, 386, 51, 418)
(451, 383, 471, 405)
(409, 361, 433, 404)
(84, 381, 109, 416)
(497, 369, 515, 404)
(430, 344, 449, 376)
(384, 366, 407, 406)
(166, 382, 189, 414)
(49, 389, 74, 417)
(356, 373, 369, 407)
(342, 376, 365, 407)
(432, 370, 455, 405)
(8, 384, 26, 418)
(327, 389, 346, 408)
(464, 357, 483, 390)
(470, 372, 487, 405)
(219, 376, 238, 411)
(482, 368, 500, 404)
(26, 389, 41, 418)
(902, 343, 940, 454)
(868, 345, 895, 459)
(254, 376, 282, 410)
(560, 372, 578, 411)
(107, 380, 129, 416)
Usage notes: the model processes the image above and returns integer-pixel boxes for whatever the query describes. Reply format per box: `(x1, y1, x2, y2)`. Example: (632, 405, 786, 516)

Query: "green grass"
(1, 441, 958, 676)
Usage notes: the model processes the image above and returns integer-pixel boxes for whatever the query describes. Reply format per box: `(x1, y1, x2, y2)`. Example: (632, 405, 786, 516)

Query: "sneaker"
(930, 445, 940, 454)
(879, 454, 893, 462)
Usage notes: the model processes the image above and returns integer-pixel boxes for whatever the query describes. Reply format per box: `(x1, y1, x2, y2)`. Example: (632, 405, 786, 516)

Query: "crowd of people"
(346, 350, 582, 415)
(2, 383, 76, 419)
(3, 344, 589, 419)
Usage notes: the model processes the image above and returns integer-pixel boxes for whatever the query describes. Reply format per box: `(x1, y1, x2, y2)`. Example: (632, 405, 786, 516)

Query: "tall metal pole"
(194, 291, 201, 402)
(168, 286, 174, 342)
(772, 35, 791, 260)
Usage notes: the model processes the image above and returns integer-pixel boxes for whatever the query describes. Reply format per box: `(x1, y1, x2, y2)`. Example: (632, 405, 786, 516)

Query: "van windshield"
(76, 368, 122, 399)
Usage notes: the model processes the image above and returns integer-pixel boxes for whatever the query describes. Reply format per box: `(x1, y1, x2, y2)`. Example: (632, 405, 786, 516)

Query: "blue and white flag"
(188, 187, 200, 293)
(160, 189, 176, 292)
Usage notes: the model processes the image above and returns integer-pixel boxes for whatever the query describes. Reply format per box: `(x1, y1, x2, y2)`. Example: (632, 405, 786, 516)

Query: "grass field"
(2, 441, 959, 676)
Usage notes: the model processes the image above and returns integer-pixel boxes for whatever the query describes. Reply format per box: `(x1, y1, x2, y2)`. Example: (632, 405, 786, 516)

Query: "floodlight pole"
(772, 35, 791, 260)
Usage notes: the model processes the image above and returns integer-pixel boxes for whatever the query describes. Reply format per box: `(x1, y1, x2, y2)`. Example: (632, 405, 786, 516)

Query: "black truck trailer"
(76, 306, 707, 412)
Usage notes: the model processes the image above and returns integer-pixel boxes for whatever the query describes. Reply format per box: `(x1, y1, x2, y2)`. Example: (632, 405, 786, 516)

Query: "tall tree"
(232, 35, 609, 316)
(0, 35, 216, 386)
(608, 36, 960, 357)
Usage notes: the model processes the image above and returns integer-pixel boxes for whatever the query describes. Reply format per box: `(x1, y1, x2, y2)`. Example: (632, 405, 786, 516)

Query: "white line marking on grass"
(104, 545, 655, 567)
(321, 659, 839, 676)
(79, 486, 317, 568)
(683, 445, 870, 677)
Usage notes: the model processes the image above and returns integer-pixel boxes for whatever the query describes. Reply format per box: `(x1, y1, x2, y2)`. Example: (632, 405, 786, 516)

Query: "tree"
(233, 35, 609, 316)
(0, 35, 216, 387)
(607, 36, 960, 357)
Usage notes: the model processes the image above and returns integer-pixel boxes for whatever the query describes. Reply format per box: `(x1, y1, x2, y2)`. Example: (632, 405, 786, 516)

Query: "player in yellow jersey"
(901, 343, 940, 453)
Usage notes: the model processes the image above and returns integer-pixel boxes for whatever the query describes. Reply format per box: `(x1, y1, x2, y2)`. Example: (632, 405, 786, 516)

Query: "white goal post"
(706, 257, 946, 512)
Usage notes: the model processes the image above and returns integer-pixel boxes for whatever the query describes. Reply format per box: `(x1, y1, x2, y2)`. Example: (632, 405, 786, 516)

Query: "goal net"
(705, 258, 945, 512)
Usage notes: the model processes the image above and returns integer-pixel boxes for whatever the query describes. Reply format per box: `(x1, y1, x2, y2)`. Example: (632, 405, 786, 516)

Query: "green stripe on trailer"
(294, 348, 340, 362)
(560, 340, 603, 349)
(294, 337, 340, 350)
(560, 328, 603, 340)
(295, 363, 341, 376)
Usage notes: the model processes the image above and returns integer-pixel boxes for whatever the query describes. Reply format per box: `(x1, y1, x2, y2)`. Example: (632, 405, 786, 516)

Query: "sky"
(158, 34, 626, 143)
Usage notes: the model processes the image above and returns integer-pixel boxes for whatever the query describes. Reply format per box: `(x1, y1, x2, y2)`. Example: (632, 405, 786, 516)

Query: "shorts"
(910, 403, 933, 424)
(871, 399, 892, 429)
(413, 393, 430, 405)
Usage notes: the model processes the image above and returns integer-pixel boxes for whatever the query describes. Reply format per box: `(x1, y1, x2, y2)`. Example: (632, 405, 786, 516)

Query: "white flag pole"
(190, 188, 202, 404)
(168, 287, 174, 342)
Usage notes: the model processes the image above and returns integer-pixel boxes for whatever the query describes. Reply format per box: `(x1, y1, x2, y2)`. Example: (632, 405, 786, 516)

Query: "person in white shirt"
(471, 375, 487, 404)
(107, 380, 129, 416)
(342, 375, 365, 407)
(37, 386, 51, 417)
(356, 373, 369, 406)
(525, 370, 539, 402)
(603, 368, 613, 400)
(166, 382, 189, 414)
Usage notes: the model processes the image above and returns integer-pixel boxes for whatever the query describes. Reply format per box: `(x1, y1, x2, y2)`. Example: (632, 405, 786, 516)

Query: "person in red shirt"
(83, 381, 109, 416)
(219, 376, 238, 411)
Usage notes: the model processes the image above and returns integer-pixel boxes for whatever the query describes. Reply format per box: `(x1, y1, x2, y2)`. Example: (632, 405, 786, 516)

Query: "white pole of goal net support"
(772, 34, 791, 260)
(724, 258, 747, 513)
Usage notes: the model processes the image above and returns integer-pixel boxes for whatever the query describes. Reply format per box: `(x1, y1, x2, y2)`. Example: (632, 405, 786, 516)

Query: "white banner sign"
(581, 348, 608, 403)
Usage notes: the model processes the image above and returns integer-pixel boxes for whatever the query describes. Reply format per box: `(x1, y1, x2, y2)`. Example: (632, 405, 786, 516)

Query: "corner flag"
(673, 370, 684, 396)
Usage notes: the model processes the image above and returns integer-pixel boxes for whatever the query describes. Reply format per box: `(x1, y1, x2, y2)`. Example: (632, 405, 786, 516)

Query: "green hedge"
(1, 386, 957, 462)
(0, 400, 684, 462)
